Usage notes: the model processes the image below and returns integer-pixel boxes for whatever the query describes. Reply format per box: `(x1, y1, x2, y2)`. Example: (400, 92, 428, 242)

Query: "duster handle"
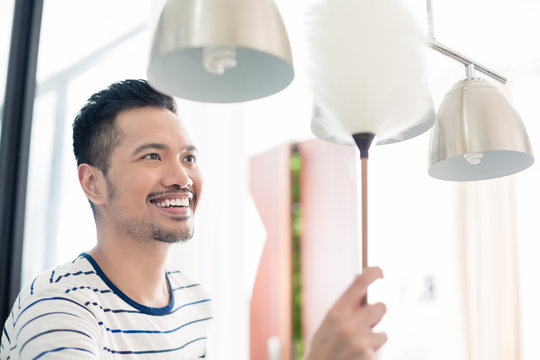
(352, 133, 374, 306)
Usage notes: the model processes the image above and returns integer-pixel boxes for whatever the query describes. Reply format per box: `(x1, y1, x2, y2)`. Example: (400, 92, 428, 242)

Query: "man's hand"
(303, 267, 387, 360)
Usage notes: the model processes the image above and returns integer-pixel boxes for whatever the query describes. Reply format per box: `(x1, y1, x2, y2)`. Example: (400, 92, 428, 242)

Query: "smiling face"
(97, 106, 202, 244)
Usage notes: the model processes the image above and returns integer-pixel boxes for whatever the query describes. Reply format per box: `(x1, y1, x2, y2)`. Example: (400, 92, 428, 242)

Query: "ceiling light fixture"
(147, 0, 294, 103)
(426, 0, 534, 181)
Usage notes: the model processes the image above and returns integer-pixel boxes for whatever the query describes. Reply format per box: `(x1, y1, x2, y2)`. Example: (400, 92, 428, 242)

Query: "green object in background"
(290, 145, 303, 360)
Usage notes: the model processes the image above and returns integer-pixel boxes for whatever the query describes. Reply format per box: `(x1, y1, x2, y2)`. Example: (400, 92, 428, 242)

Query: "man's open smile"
(151, 198, 190, 208)
(148, 191, 194, 216)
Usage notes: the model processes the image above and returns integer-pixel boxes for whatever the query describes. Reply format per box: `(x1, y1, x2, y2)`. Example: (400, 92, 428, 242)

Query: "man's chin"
(170, 216, 191, 222)
(151, 223, 194, 244)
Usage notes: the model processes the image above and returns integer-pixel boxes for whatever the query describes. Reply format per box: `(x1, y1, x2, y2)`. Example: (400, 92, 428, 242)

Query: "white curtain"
(456, 177, 521, 360)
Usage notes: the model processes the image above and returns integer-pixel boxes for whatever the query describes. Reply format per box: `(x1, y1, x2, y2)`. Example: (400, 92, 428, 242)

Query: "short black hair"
(72, 79, 177, 174)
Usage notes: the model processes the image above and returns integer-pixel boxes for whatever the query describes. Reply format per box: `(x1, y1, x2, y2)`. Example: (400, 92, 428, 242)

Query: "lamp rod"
(426, 0, 435, 40)
(425, 0, 506, 84)
(428, 39, 507, 84)
(466, 63, 476, 78)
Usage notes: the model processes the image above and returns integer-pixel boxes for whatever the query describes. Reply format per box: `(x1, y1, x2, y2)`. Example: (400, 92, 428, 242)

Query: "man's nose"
(165, 160, 193, 188)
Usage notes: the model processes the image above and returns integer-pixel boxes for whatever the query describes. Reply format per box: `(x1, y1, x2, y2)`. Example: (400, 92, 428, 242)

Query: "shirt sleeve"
(3, 294, 101, 360)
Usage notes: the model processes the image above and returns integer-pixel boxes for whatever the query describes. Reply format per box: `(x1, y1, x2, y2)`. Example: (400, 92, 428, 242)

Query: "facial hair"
(106, 177, 194, 244)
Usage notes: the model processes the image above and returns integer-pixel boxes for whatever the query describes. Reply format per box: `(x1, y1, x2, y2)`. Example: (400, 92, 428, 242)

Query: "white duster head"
(304, 0, 430, 141)
(311, 82, 435, 146)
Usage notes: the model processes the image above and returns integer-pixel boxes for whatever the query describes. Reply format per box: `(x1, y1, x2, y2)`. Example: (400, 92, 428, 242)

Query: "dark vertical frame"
(0, 0, 43, 322)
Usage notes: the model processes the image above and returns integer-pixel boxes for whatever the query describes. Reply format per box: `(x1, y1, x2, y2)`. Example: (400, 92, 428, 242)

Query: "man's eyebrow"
(183, 145, 198, 153)
(132, 143, 198, 156)
(132, 143, 167, 156)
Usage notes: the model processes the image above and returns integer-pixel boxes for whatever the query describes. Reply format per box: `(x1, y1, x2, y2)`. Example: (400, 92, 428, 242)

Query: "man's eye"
(144, 153, 161, 161)
(183, 154, 197, 163)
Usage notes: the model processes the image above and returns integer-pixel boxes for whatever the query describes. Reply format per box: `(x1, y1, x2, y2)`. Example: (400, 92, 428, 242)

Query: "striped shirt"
(0, 253, 212, 359)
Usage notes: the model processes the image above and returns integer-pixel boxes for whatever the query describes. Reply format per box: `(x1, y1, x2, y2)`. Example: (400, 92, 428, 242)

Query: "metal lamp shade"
(147, 0, 294, 103)
(429, 78, 534, 181)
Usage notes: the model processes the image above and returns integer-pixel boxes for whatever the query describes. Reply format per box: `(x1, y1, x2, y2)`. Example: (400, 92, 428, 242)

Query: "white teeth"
(154, 198, 190, 208)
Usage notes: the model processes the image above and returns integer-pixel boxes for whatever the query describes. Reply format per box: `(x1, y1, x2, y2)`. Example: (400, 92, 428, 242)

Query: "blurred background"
(1, 0, 540, 359)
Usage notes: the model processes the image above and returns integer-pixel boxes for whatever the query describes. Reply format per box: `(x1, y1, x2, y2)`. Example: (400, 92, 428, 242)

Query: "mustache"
(146, 188, 194, 200)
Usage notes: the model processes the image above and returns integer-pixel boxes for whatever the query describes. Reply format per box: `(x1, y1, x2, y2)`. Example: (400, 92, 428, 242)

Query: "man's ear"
(78, 164, 107, 206)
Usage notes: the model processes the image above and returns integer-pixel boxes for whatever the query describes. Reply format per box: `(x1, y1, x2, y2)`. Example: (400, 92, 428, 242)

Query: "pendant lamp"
(147, 0, 294, 103)
(425, 0, 534, 181)
(304, 0, 430, 304)
(428, 75, 534, 181)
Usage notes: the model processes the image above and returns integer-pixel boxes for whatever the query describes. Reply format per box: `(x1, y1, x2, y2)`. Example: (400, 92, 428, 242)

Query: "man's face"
(101, 106, 202, 244)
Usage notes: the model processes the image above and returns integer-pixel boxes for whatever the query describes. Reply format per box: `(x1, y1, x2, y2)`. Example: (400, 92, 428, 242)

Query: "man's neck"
(88, 233, 172, 308)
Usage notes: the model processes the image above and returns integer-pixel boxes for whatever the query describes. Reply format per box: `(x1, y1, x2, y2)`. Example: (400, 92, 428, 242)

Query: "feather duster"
(304, 0, 431, 142)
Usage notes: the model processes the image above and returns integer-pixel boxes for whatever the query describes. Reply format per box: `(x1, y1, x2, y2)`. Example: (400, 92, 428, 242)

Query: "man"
(0, 79, 386, 359)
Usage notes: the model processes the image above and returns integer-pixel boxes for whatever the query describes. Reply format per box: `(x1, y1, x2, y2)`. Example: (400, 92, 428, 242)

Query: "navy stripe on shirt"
(33, 346, 96, 360)
(16, 312, 82, 341)
(83, 298, 211, 315)
(84, 301, 141, 314)
(30, 277, 38, 295)
(54, 270, 96, 283)
(172, 283, 200, 291)
(103, 336, 206, 355)
(20, 329, 92, 354)
(171, 299, 211, 314)
(65, 286, 112, 294)
(3, 327, 10, 344)
(14, 297, 96, 327)
(102, 316, 213, 334)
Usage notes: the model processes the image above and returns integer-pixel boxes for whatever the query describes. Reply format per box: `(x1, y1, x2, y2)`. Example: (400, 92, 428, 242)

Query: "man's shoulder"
(18, 254, 101, 304)
(165, 265, 212, 301)
(165, 265, 202, 289)
(1, 255, 105, 360)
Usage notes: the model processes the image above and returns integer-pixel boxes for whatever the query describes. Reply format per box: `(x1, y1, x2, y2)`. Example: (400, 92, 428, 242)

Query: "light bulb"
(464, 152, 484, 165)
(203, 46, 237, 75)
